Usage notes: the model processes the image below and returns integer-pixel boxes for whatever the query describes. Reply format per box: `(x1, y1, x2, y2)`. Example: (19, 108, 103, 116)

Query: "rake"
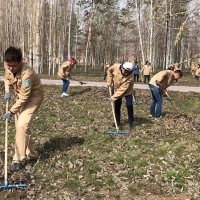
(106, 87, 129, 135)
(0, 101, 26, 190)
(71, 77, 86, 85)
(165, 91, 187, 117)
(157, 83, 187, 117)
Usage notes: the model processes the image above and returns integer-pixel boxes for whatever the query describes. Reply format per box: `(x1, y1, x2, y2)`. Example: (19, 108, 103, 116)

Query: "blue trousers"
(149, 84, 163, 118)
(114, 94, 134, 125)
(62, 79, 70, 93)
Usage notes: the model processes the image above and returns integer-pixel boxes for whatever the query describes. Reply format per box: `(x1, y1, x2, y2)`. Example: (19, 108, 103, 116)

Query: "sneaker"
(149, 114, 155, 117)
(61, 92, 69, 97)
(155, 116, 162, 120)
(10, 163, 25, 172)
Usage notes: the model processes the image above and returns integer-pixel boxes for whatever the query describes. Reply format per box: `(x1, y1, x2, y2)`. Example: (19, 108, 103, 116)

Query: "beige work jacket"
(140, 65, 152, 75)
(104, 65, 110, 72)
(149, 70, 175, 93)
(4, 62, 44, 114)
(107, 63, 134, 101)
(57, 61, 73, 80)
(195, 68, 200, 76)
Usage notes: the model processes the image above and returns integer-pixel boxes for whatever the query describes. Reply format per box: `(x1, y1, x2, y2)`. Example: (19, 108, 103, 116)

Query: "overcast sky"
(119, 0, 127, 9)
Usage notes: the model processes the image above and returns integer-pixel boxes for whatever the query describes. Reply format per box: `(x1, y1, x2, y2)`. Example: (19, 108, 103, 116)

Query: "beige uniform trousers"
(13, 100, 43, 163)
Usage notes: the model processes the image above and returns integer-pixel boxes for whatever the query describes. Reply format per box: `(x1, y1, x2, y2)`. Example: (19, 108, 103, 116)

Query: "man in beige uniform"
(57, 58, 77, 97)
(190, 62, 196, 78)
(148, 70, 182, 120)
(140, 61, 152, 84)
(4, 47, 44, 172)
(194, 64, 200, 81)
(104, 64, 110, 80)
(107, 62, 134, 129)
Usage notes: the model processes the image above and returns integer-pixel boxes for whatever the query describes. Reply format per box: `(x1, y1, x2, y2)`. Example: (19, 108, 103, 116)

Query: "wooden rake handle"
(109, 87, 119, 131)
(5, 101, 9, 182)
(158, 83, 183, 115)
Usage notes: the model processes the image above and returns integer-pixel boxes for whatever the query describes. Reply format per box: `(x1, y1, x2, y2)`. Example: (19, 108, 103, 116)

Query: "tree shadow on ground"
(70, 87, 92, 96)
(38, 136, 84, 161)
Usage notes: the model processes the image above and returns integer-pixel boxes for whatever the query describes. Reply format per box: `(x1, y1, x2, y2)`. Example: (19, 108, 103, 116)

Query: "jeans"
(149, 84, 163, 118)
(114, 94, 134, 125)
(62, 79, 70, 93)
(144, 75, 150, 84)
(195, 76, 199, 80)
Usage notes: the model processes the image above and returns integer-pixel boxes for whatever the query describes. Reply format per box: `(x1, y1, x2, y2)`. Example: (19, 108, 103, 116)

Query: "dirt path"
(0, 76, 200, 93)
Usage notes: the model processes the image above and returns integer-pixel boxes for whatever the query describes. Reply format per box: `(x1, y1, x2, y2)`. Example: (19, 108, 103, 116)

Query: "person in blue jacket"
(133, 62, 140, 82)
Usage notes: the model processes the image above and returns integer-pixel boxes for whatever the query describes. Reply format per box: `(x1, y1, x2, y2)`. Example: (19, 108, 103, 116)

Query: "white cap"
(123, 62, 133, 71)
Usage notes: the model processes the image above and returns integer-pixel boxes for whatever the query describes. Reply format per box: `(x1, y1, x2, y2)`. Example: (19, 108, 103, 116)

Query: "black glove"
(4, 92, 11, 102)
(155, 80, 160, 86)
(4, 112, 13, 122)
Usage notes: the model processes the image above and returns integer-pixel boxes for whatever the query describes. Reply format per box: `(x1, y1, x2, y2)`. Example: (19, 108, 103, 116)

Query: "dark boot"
(129, 123, 135, 131)
(10, 163, 25, 172)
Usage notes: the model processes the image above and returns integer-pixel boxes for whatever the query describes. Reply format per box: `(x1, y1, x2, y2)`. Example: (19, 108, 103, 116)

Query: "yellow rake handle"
(5, 101, 9, 182)
(109, 87, 119, 131)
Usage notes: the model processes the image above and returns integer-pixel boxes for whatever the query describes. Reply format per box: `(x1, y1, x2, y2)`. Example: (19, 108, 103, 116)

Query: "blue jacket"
(133, 65, 139, 75)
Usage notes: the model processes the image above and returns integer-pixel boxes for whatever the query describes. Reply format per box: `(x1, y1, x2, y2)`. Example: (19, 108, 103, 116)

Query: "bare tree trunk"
(163, 0, 168, 70)
(135, 0, 145, 65)
(19, 0, 25, 58)
(52, 0, 58, 75)
(58, 0, 64, 69)
(48, 0, 53, 75)
(32, 0, 40, 74)
(84, 0, 94, 73)
(149, 0, 153, 65)
(74, 4, 79, 69)
(68, 0, 74, 59)
(166, 1, 172, 69)
(40, 0, 46, 74)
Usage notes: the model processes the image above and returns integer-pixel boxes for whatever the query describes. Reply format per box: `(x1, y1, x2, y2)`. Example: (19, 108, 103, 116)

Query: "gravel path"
(0, 76, 200, 93)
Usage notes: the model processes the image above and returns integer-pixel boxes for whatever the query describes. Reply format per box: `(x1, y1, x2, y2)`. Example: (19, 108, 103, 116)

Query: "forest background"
(0, 0, 200, 74)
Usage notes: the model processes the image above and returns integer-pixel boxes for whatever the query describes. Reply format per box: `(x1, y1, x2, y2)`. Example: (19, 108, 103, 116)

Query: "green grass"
(0, 83, 199, 199)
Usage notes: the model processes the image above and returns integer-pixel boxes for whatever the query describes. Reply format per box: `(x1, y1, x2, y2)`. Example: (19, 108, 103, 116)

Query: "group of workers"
(1, 46, 195, 173)
(105, 61, 182, 127)
(191, 63, 200, 80)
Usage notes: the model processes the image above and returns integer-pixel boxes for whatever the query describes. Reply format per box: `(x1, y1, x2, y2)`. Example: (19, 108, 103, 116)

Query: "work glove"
(166, 94, 171, 100)
(4, 92, 11, 102)
(155, 80, 160, 86)
(4, 112, 13, 122)
(108, 98, 114, 103)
